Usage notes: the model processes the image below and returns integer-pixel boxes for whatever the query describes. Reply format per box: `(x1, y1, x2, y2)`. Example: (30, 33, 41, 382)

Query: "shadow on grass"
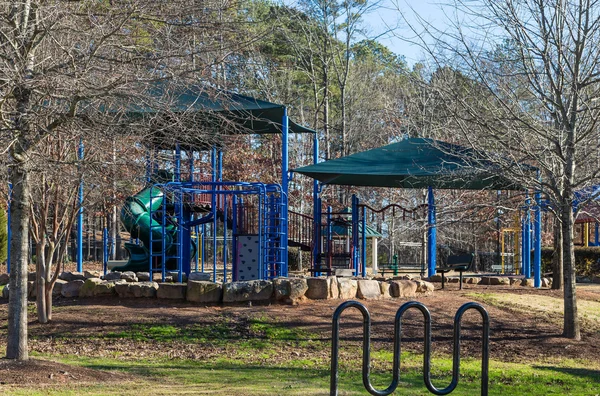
(533, 365, 600, 382)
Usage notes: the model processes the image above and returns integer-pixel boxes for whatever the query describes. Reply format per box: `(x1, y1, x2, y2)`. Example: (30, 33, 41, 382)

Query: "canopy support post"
(534, 175, 542, 288)
(281, 108, 289, 277)
(427, 186, 436, 278)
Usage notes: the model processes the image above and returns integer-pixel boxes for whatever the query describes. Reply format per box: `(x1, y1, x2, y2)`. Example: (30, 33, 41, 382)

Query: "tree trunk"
(552, 218, 563, 290)
(36, 242, 48, 324)
(6, 164, 30, 360)
(561, 204, 580, 340)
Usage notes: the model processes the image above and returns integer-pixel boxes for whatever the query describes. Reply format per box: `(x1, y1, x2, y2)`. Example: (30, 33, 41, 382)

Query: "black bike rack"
(330, 300, 489, 396)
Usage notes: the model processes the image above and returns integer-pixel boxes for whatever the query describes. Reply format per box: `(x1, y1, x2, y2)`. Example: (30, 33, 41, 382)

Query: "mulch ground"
(0, 358, 132, 385)
(0, 282, 599, 386)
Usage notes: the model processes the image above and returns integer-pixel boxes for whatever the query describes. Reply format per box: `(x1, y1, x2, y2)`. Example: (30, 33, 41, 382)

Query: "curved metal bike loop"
(330, 300, 489, 396)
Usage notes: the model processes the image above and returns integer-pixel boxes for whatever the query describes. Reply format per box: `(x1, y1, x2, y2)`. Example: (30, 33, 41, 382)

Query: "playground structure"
(1, 87, 554, 287)
(296, 138, 545, 286)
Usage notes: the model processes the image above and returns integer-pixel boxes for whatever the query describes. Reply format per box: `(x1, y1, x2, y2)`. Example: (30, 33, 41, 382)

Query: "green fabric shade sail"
(124, 82, 315, 134)
(294, 138, 525, 190)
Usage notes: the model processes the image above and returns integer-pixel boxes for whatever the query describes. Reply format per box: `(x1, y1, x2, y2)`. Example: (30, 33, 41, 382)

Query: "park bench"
(437, 253, 474, 290)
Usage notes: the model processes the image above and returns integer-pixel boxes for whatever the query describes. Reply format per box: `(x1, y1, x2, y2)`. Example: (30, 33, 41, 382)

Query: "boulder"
(541, 278, 551, 288)
(0, 273, 9, 286)
(84, 270, 102, 279)
(357, 280, 381, 300)
(428, 274, 443, 282)
(93, 281, 117, 296)
(328, 276, 339, 299)
(188, 272, 212, 282)
(167, 271, 187, 282)
(334, 269, 354, 277)
(521, 278, 534, 287)
(305, 278, 332, 300)
(509, 278, 522, 286)
(52, 279, 68, 296)
(137, 272, 151, 282)
(130, 282, 159, 298)
(120, 271, 138, 282)
(380, 282, 392, 298)
(390, 280, 418, 298)
(58, 272, 86, 282)
(415, 280, 434, 295)
(103, 272, 122, 281)
(222, 280, 273, 303)
(79, 278, 104, 297)
(61, 280, 85, 298)
(187, 281, 223, 303)
(157, 283, 187, 300)
(337, 278, 358, 299)
(273, 278, 308, 303)
(115, 283, 134, 298)
(489, 277, 510, 286)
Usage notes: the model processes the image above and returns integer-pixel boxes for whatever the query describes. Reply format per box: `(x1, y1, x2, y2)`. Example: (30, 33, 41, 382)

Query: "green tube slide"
(114, 187, 194, 273)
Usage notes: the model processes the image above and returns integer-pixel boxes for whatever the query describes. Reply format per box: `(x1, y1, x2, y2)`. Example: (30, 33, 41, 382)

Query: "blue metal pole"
(361, 205, 367, 277)
(327, 206, 332, 273)
(195, 225, 199, 272)
(427, 186, 436, 278)
(281, 108, 289, 277)
(314, 198, 322, 276)
(77, 139, 84, 272)
(524, 195, 532, 278)
(313, 135, 320, 273)
(520, 209, 526, 276)
(201, 223, 206, 272)
(211, 146, 217, 282)
(352, 195, 359, 276)
(232, 195, 238, 281)
(6, 183, 11, 273)
(534, 177, 542, 288)
(223, 194, 228, 281)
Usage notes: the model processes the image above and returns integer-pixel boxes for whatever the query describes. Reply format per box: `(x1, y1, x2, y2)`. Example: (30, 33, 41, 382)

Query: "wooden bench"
(437, 253, 474, 290)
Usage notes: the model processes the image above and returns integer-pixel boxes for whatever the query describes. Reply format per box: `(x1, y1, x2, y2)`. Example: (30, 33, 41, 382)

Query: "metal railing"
(330, 300, 489, 396)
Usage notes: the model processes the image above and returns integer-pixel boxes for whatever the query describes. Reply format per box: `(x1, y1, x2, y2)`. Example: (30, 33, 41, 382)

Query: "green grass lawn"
(2, 297, 600, 395)
(0, 349, 592, 395)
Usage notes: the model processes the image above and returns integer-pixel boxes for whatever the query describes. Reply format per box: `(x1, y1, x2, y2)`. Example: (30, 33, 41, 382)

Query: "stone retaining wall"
(0, 271, 554, 304)
(0, 271, 436, 304)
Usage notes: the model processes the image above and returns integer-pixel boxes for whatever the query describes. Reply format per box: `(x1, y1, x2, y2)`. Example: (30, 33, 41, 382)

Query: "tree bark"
(552, 218, 563, 290)
(561, 202, 580, 340)
(6, 164, 30, 360)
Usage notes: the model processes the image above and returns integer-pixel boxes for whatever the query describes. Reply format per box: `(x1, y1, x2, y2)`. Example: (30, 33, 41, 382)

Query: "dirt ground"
(1, 282, 600, 385)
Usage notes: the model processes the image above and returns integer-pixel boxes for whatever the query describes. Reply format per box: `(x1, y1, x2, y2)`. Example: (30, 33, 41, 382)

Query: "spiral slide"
(114, 187, 196, 273)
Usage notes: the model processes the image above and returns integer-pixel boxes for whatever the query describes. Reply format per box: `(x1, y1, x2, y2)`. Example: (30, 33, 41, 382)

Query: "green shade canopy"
(294, 138, 526, 190)
(127, 82, 315, 134)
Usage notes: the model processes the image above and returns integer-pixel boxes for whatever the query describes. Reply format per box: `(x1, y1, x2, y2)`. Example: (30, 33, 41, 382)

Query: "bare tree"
(403, 0, 600, 339)
(1, 0, 246, 360)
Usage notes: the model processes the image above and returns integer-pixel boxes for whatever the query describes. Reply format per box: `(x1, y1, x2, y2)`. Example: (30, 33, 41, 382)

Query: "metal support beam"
(534, 182, 542, 288)
(427, 186, 436, 278)
(281, 109, 289, 276)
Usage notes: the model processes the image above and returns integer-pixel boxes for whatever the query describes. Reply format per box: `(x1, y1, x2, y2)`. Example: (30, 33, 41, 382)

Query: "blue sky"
(362, 0, 453, 66)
